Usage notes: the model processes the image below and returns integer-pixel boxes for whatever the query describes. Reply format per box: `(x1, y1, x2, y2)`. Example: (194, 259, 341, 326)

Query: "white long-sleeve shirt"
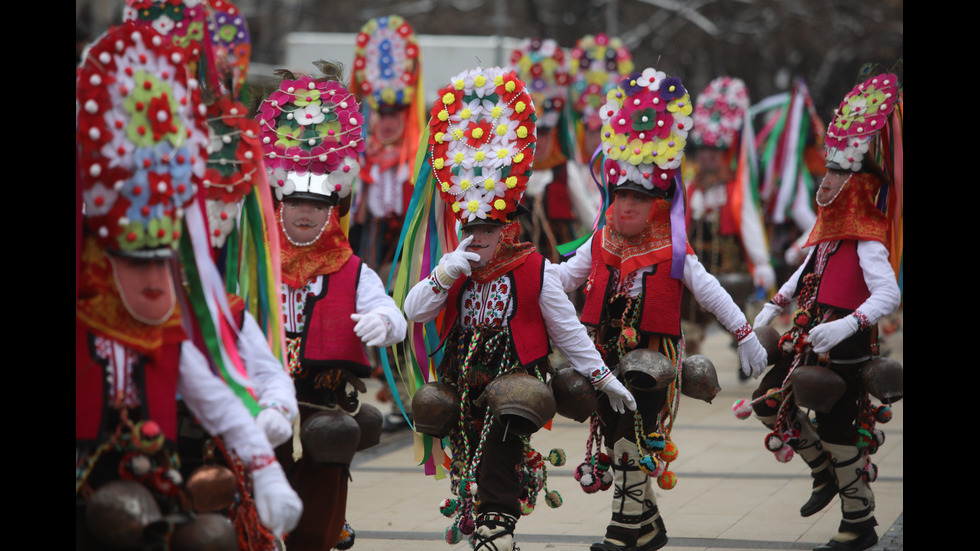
(238, 312, 298, 421)
(403, 259, 607, 384)
(282, 263, 407, 347)
(551, 236, 751, 335)
(772, 240, 900, 326)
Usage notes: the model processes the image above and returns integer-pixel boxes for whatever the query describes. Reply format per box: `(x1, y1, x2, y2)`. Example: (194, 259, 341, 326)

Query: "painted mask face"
(816, 169, 850, 206)
(281, 197, 331, 245)
(462, 223, 505, 268)
(109, 254, 176, 325)
(612, 188, 655, 237)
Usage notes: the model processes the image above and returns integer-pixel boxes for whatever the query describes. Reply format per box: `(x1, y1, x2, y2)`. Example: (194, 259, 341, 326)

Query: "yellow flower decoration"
(667, 94, 692, 117)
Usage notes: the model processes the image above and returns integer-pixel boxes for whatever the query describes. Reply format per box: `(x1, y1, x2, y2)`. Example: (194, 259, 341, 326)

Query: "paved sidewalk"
(345, 320, 903, 551)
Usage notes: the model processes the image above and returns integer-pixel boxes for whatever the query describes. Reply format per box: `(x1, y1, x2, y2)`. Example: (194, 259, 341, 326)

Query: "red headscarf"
(805, 172, 888, 247)
(278, 203, 353, 288)
(470, 221, 536, 284)
(600, 197, 694, 284)
(75, 235, 185, 356)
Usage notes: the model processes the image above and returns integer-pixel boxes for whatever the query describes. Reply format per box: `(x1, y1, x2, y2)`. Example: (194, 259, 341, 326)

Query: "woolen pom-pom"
(862, 462, 878, 483)
(575, 463, 603, 493)
(545, 490, 563, 508)
(765, 432, 784, 451)
(657, 471, 677, 490)
(875, 405, 893, 423)
(774, 445, 794, 463)
(439, 498, 459, 517)
(659, 440, 678, 463)
(781, 427, 801, 448)
(732, 399, 753, 420)
(600, 468, 614, 491)
(548, 448, 567, 467)
(460, 515, 475, 535)
(641, 432, 666, 452)
(638, 454, 659, 475)
(445, 525, 462, 544)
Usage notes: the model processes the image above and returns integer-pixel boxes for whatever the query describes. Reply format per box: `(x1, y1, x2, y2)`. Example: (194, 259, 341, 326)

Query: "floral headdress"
(256, 69, 365, 203)
(352, 15, 420, 111)
(204, 0, 251, 97)
(204, 96, 264, 247)
(123, 1, 209, 84)
(825, 72, 899, 173)
(569, 34, 634, 132)
(428, 67, 537, 225)
(690, 76, 749, 150)
(77, 22, 210, 255)
(598, 68, 694, 194)
(509, 38, 569, 129)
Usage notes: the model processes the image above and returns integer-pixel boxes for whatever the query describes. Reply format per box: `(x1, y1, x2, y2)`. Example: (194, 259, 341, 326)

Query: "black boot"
(812, 525, 878, 551)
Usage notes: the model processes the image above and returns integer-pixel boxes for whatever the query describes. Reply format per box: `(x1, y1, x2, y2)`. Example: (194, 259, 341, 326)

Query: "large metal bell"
(550, 368, 599, 422)
(484, 371, 556, 436)
(170, 513, 237, 551)
(300, 409, 360, 466)
(411, 381, 461, 438)
(620, 349, 674, 395)
(680, 355, 721, 403)
(185, 464, 237, 513)
(85, 480, 162, 549)
(354, 403, 383, 451)
(860, 357, 903, 403)
(790, 365, 847, 413)
(755, 326, 781, 366)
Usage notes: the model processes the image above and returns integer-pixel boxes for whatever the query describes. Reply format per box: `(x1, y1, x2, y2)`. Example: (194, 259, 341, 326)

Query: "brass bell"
(755, 326, 781, 365)
(791, 365, 847, 413)
(620, 349, 674, 395)
(484, 371, 556, 436)
(85, 480, 162, 549)
(300, 409, 361, 465)
(354, 403, 383, 451)
(170, 513, 237, 551)
(680, 355, 721, 403)
(411, 381, 461, 438)
(551, 368, 599, 422)
(860, 357, 903, 403)
(185, 464, 237, 513)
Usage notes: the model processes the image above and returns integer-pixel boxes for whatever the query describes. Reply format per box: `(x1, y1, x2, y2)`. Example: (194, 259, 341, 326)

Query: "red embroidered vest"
(298, 255, 372, 377)
(75, 321, 182, 445)
(580, 234, 683, 338)
(439, 252, 551, 367)
(812, 240, 871, 312)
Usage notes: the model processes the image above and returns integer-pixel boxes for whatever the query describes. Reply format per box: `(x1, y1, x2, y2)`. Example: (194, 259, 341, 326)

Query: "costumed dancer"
(550, 68, 769, 551)
(742, 69, 902, 551)
(255, 62, 408, 551)
(566, 32, 634, 244)
(509, 37, 579, 261)
(684, 76, 775, 358)
(350, 15, 425, 431)
(76, 22, 302, 548)
(350, 14, 425, 270)
(127, 3, 300, 547)
(752, 78, 827, 281)
(395, 66, 636, 551)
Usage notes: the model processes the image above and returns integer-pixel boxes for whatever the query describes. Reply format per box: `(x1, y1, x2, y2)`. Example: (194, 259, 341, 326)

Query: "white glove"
(436, 235, 480, 285)
(753, 302, 782, 329)
(351, 312, 389, 347)
(256, 408, 292, 447)
(753, 264, 776, 292)
(251, 462, 302, 535)
(807, 316, 859, 354)
(598, 377, 636, 413)
(737, 332, 768, 379)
